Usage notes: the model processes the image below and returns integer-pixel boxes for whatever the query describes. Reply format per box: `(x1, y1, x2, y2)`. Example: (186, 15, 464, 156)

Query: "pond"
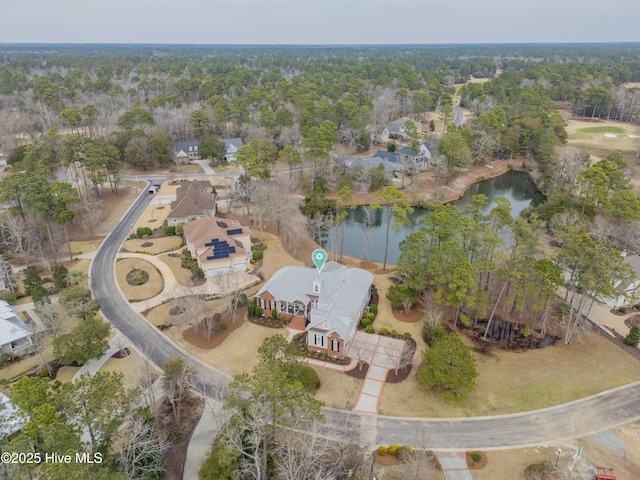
(321, 170, 545, 265)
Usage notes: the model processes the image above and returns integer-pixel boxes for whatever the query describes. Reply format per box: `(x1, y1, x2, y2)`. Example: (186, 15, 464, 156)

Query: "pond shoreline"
(348, 159, 533, 208)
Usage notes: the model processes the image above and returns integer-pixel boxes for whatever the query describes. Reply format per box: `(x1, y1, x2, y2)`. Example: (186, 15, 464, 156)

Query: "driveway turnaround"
(348, 332, 405, 414)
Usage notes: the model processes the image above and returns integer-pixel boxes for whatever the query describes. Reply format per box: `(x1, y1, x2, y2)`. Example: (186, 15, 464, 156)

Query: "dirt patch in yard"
(182, 308, 246, 350)
(158, 395, 204, 480)
(115, 257, 163, 301)
(392, 306, 422, 323)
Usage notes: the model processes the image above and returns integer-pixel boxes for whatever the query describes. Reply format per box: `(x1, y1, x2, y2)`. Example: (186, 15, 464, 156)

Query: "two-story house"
(255, 262, 373, 359)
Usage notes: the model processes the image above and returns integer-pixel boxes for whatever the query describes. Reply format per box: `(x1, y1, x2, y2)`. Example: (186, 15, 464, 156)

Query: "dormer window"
(189, 146, 193, 151)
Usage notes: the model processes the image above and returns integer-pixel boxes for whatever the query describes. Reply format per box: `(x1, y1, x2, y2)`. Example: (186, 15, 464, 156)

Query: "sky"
(1, 0, 639, 45)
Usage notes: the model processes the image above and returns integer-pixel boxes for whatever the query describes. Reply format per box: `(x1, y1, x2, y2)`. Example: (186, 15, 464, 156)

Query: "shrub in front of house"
(164, 225, 176, 236)
(377, 446, 388, 456)
(369, 304, 378, 315)
(387, 444, 400, 455)
(365, 325, 375, 334)
(248, 298, 257, 316)
(254, 305, 263, 318)
(365, 312, 375, 322)
(403, 332, 412, 340)
(379, 327, 389, 336)
(361, 318, 371, 327)
(193, 267, 205, 279)
(390, 329, 398, 337)
(252, 246, 263, 261)
(619, 306, 627, 313)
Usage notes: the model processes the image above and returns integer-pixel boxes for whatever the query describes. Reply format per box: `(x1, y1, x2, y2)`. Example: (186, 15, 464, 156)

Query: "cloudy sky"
(2, 0, 639, 44)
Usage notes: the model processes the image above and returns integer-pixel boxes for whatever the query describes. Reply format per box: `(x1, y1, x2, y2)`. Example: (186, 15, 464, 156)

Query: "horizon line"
(1, 41, 640, 47)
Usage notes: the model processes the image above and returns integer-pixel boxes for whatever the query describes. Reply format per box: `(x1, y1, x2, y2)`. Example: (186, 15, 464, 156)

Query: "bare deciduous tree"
(34, 298, 62, 338)
(115, 412, 167, 480)
(162, 357, 194, 424)
(420, 290, 444, 327)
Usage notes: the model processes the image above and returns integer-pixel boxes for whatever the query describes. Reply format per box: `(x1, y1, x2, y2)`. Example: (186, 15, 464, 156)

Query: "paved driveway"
(347, 332, 405, 414)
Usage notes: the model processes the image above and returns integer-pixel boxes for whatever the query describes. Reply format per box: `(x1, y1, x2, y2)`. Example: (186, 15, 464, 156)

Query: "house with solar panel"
(183, 217, 252, 277)
(0, 300, 32, 356)
(255, 262, 373, 359)
(166, 180, 217, 226)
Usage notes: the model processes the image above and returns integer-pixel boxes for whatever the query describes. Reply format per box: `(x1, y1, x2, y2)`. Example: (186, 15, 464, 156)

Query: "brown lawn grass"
(100, 348, 152, 390)
(158, 253, 194, 287)
(115, 258, 163, 301)
(55, 366, 80, 383)
(314, 367, 363, 410)
(69, 240, 103, 256)
(135, 204, 171, 232)
(66, 258, 91, 278)
(124, 236, 183, 255)
(378, 332, 640, 418)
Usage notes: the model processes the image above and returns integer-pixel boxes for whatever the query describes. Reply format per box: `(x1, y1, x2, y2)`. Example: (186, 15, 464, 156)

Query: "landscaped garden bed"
(466, 450, 487, 470)
(291, 333, 351, 365)
(247, 298, 291, 328)
(126, 268, 149, 286)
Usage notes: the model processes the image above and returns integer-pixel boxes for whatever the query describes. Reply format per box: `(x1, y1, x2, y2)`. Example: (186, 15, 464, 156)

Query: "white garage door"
(206, 266, 229, 277)
(232, 262, 245, 272)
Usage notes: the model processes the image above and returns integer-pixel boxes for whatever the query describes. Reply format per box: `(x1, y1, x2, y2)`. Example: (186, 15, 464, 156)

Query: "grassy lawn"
(115, 258, 163, 301)
(314, 367, 362, 410)
(378, 332, 640, 418)
(158, 253, 194, 287)
(124, 236, 183, 255)
(135, 204, 171, 232)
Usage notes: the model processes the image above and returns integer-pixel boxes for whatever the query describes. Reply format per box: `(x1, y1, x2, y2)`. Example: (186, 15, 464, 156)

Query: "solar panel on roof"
(226, 228, 242, 236)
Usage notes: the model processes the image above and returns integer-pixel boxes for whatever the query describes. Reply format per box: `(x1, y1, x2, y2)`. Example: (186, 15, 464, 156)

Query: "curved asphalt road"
(91, 182, 640, 450)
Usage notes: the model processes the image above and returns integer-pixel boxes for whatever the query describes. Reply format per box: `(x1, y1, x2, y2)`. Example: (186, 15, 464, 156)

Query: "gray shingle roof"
(167, 181, 216, 220)
(256, 262, 373, 340)
(222, 138, 243, 150)
(0, 300, 31, 347)
(173, 140, 199, 153)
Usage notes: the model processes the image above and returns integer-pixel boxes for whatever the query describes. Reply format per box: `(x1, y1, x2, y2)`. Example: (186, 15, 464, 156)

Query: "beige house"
(166, 181, 217, 226)
(183, 217, 252, 277)
(255, 262, 373, 359)
(0, 300, 32, 356)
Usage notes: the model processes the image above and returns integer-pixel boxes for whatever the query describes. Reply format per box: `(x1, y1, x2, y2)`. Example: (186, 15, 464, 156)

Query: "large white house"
(255, 262, 373, 359)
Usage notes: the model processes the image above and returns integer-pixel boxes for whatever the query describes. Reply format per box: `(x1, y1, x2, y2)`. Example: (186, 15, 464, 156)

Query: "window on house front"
(332, 340, 339, 352)
(269, 300, 275, 311)
(260, 298, 265, 309)
(314, 334, 324, 347)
